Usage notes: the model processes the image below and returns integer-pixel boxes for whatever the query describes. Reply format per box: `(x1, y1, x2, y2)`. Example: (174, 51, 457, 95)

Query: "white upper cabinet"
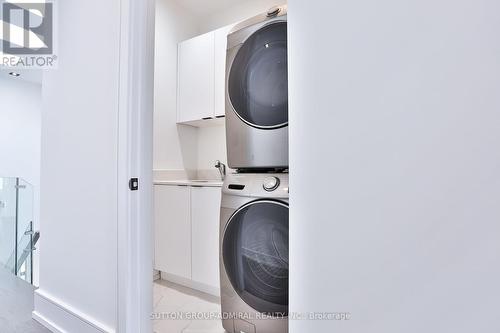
(177, 31, 215, 123)
(177, 24, 234, 125)
(214, 24, 235, 118)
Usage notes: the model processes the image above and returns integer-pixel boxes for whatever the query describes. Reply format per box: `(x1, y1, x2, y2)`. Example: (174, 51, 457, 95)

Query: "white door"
(214, 24, 234, 118)
(191, 186, 222, 289)
(177, 31, 215, 123)
(154, 185, 191, 279)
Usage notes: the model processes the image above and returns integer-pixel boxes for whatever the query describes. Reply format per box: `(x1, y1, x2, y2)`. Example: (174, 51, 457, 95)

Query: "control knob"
(263, 177, 280, 191)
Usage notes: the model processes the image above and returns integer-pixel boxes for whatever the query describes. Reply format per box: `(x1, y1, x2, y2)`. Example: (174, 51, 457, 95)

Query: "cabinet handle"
(202, 117, 212, 120)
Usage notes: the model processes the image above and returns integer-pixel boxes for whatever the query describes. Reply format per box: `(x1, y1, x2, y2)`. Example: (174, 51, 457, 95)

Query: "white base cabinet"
(154, 184, 222, 296)
(191, 186, 222, 290)
(154, 185, 191, 280)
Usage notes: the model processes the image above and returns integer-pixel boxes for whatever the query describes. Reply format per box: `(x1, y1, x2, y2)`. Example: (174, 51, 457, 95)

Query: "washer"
(225, 6, 288, 170)
(220, 172, 289, 333)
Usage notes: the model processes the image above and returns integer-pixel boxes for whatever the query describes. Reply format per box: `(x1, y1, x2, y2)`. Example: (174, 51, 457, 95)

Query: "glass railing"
(0, 177, 38, 284)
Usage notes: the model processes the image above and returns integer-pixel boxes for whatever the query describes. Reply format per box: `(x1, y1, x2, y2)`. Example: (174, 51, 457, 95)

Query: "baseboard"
(33, 289, 115, 333)
(160, 271, 220, 298)
(32, 311, 65, 333)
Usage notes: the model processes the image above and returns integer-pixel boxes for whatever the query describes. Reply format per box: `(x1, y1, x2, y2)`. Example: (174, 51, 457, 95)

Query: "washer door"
(228, 21, 288, 129)
(223, 200, 288, 316)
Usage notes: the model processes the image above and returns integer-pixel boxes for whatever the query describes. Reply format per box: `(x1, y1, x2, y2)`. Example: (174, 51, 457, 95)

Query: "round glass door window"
(228, 22, 288, 129)
(222, 200, 289, 316)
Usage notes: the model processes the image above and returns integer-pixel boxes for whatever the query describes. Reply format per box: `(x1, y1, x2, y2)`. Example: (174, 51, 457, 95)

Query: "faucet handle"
(214, 160, 226, 181)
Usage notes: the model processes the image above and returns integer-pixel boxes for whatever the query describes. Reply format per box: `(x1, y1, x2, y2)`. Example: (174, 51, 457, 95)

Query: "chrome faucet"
(215, 160, 226, 181)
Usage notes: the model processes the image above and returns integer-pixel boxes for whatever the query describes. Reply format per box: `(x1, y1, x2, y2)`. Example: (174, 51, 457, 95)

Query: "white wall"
(0, 178, 17, 266)
(197, 125, 227, 170)
(0, 76, 41, 285)
(0, 76, 41, 209)
(289, 0, 500, 332)
(34, 0, 121, 331)
(153, 0, 199, 173)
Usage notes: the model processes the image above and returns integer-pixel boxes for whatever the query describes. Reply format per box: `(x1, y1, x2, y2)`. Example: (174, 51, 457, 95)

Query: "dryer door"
(222, 200, 288, 316)
(228, 21, 288, 129)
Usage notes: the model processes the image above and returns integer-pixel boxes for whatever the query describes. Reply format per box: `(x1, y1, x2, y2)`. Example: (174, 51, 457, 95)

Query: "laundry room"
(152, 1, 289, 332)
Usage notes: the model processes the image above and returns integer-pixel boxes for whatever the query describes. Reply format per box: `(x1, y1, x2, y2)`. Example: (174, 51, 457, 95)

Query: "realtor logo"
(1, 1, 57, 68)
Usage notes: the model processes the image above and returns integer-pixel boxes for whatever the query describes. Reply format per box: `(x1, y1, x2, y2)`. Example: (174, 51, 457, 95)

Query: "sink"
(155, 179, 223, 186)
(190, 180, 223, 183)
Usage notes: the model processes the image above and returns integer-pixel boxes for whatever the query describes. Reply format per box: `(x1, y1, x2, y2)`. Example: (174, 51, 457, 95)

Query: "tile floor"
(153, 279, 226, 333)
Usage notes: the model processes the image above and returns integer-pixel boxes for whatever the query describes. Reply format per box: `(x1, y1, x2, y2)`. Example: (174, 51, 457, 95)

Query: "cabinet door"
(154, 185, 191, 279)
(214, 24, 234, 118)
(191, 186, 222, 289)
(177, 32, 215, 123)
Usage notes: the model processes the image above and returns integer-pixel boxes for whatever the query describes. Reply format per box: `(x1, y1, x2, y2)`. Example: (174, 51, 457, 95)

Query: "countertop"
(154, 180, 223, 187)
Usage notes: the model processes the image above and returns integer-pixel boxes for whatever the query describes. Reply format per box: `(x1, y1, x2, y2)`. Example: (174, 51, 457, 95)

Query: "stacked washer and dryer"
(220, 5, 289, 333)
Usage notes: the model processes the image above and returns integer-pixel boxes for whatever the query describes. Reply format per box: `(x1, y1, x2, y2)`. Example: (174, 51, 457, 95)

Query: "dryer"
(225, 6, 288, 170)
(220, 173, 289, 333)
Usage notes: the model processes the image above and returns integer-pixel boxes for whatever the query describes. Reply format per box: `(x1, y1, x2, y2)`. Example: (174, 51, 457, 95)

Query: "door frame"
(117, 0, 155, 331)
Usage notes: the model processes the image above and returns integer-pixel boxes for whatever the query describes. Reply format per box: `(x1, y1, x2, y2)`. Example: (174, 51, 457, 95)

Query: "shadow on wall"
(177, 124, 199, 175)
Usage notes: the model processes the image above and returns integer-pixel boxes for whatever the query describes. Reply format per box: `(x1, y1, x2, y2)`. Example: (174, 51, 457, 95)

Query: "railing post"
(30, 221, 33, 284)
(13, 178, 19, 275)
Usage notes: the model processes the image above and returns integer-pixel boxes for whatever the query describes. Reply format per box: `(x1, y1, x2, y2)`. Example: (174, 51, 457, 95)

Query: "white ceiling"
(0, 68, 43, 84)
(175, 0, 246, 17)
